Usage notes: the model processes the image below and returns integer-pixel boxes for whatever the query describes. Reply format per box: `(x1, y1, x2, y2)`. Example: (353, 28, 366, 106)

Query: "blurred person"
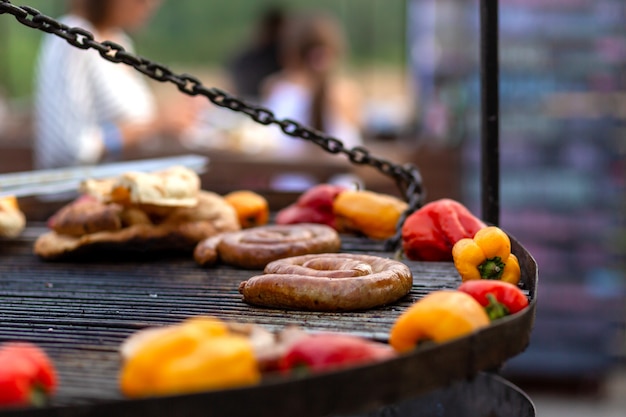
(261, 11, 364, 158)
(33, 0, 197, 169)
(227, 6, 286, 102)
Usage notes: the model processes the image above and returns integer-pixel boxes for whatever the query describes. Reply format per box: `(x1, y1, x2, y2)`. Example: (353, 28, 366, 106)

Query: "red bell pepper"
(275, 184, 347, 229)
(402, 199, 486, 262)
(0, 342, 58, 408)
(279, 333, 395, 374)
(457, 280, 529, 320)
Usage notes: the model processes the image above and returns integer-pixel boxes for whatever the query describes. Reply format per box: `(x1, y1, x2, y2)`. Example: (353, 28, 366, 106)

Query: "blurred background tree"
(0, 0, 408, 99)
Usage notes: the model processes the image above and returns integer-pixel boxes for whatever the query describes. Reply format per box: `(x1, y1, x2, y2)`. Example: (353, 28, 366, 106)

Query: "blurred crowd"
(26, 0, 365, 172)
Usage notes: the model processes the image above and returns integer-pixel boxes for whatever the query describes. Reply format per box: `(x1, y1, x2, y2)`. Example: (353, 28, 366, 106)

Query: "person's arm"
(333, 78, 363, 128)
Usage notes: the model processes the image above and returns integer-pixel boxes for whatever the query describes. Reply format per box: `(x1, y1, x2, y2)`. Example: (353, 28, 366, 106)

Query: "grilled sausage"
(194, 223, 341, 269)
(239, 253, 413, 311)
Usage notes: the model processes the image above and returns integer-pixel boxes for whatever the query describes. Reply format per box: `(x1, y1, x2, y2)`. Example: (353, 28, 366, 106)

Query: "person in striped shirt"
(33, 0, 197, 169)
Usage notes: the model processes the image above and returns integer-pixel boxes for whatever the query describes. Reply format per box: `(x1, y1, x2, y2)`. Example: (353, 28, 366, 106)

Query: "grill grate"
(0, 224, 537, 417)
(0, 226, 464, 407)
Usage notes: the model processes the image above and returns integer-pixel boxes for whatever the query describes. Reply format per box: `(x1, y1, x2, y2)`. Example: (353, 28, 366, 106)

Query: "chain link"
(0, 0, 425, 249)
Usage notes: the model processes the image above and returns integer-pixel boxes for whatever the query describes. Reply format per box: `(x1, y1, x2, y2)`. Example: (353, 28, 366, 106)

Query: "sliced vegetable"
(457, 280, 529, 320)
(389, 290, 490, 353)
(452, 226, 521, 285)
(0, 342, 58, 408)
(402, 199, 486, 262)
(279, 333, 395, 374)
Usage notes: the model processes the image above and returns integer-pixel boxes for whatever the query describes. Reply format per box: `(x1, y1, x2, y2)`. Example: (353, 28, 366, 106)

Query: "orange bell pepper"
(333, 190, 408, 240)
(224, 190, 269, 228)
(389, 290, 490, 353)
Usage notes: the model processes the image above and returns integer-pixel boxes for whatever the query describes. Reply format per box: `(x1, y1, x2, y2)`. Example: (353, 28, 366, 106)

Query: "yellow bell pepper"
(389, 290, 490, 353)
(119, 317, 260, 398)
(333, 190, 408, 240)
(452, 226, 521, 285)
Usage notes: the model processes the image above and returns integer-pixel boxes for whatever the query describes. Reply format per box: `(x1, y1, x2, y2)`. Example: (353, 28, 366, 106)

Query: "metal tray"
(0, 225, 537, 417)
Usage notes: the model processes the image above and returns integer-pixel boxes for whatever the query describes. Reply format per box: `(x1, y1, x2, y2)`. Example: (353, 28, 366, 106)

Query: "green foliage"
(0, 0, 407, 99)
(0, 0, 58, 98)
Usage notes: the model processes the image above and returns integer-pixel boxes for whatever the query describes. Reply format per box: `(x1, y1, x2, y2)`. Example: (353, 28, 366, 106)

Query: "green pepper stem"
(478, 256, 506, 279)
(29, 385, 48, 408)
(485, 293, 510, 320)
(292, 362, 310, 377)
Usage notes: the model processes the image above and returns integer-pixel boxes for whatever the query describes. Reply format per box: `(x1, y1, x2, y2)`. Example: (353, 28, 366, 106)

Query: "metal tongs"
(0, 154, 209, 198)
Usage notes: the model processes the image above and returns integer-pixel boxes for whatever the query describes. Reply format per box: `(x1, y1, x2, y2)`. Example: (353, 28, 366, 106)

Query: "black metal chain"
(0, 0, 425, 250)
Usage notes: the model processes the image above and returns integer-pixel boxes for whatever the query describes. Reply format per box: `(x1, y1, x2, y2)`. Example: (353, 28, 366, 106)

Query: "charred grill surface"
(0, 225, 536, 413)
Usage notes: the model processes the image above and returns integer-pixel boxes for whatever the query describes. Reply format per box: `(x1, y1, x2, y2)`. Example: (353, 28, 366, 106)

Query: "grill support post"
(480, 0, 500, 226)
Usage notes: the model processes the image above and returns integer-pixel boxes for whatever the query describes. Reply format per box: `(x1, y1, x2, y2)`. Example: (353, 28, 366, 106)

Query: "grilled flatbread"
(81, 165, 200, 207)
(0, 195, 26, 238)
(34, 191, 240, 260)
